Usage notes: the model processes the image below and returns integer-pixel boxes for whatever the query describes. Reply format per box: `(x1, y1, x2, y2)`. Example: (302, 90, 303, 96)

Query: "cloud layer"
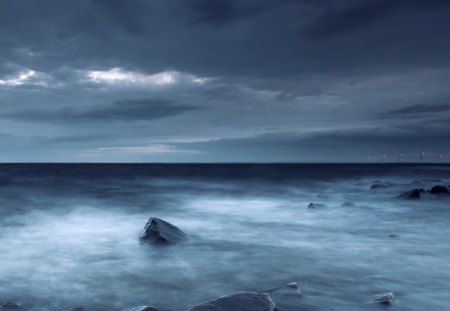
(0, 0, 449, 162)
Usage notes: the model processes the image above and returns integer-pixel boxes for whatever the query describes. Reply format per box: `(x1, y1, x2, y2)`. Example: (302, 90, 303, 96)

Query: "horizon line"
(0, 162, 449, 165)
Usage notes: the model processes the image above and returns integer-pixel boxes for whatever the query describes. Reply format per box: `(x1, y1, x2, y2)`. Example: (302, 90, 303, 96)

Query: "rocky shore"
(1, 175, 448, 311)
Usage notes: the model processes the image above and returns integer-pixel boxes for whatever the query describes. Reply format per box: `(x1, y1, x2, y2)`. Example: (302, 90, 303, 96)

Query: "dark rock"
(188, 292, 276, 311)
(316, 193, 330, 198)
(372, 292, 395, 305)
(123, 307, 160, 311)
(398, 189, 421, 200)
(70, 307, 84, 311)
(259, 282, 302, 297)
(430, 185, 449, 195)
(307, 203, 326, 209)
(139, 217, 189, 245)
(370, 182, 392, 189)
(1, 302, 21, 309)
(342, 202, 355, 207)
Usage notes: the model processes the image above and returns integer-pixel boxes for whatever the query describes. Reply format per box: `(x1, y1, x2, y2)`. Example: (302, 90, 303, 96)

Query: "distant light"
(419, 152, 425, 162)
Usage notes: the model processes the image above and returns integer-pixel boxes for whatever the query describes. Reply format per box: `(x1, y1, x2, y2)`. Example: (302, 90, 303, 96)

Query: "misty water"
(0, 164, 449, 311)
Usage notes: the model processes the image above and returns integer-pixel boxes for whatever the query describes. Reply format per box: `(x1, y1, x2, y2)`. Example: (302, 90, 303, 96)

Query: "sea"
(0, 164, 449, 311)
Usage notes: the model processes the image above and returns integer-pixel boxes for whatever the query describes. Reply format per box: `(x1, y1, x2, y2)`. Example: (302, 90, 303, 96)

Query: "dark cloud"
(310, 0, 450, 37)
(186, 0, 291, 26)
(176, 124, 450, 162)
(188, 0, 238, 25)
(310, 0, 401, 36)
(92, 0, 148, 35)
(380, 102, 450, 119)
(0, 0, 449, 161)
(3, 99, 197, 123)
(0, 0, 448, 78)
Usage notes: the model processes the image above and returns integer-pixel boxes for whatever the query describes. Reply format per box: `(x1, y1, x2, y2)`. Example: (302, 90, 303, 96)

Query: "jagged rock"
(259, 282, 302, 297)
(1, 302, 21, 309)
(123, 307, 160, 311)
(307, 203, 326, 209)
(430, 185, 449, 195)
(139, 217, 189, 245)
(372, 292, 395, 305)
(398, 188, 421, 200)
(188, 292, 276, 311)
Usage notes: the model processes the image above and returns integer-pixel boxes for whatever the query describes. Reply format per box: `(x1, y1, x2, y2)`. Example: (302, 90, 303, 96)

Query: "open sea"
(0, 164, 449, 311)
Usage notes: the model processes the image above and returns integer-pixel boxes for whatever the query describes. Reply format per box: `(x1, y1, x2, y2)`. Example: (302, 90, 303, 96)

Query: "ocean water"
(0, 164, 449, 311)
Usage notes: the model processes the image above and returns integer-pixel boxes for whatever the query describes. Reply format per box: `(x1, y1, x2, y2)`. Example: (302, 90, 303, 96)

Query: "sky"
(1, 0, 450, 162)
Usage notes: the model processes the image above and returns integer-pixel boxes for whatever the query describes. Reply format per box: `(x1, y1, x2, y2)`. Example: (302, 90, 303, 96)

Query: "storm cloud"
(0, 0, 449, 162)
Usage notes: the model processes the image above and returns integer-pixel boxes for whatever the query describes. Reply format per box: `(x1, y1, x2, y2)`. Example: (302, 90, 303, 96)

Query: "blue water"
(0, 164, 449, 310)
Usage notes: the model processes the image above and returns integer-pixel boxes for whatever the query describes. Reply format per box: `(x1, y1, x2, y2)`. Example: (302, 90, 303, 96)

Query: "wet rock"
(1, 302, 21, 309)
(342, 202, 355, 207)
(139, 217, 189, 245)
(188, 292, 276, 311)
(398, 188, 421, 200)
(370, 182, 392, 189)
(307, 203, 326, 209)
(259, 281, 302, 297)
(316, 193, 330, 198)
(372, 292, 395, 305)
(123, 306, 160, 311)
(430, 185, 449, 195)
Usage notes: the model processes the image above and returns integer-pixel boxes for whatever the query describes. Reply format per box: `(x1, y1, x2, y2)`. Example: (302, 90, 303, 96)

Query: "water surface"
(0, 164, 449, 310)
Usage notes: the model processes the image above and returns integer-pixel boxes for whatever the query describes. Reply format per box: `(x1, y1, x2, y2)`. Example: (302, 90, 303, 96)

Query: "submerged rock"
(430, 185, 449, 195)
(307, 203, 326, 209)
(123, 307, 160, 311)
(259, 281, 302, 297)
(1, 302, 21, 309)
(188, 292, 276, 311)
(398, 188, 421, 200)
(370, 182, 392, 189)
(140, 217, 189, 245)
(372, 292, 395, 305)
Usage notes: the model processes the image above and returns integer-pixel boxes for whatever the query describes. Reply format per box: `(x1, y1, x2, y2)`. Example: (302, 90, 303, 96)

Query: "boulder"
(307, 203, 326, 209)
(430, 185, 449, 195)
(188, 292, 276, 311)
(259, 282, 302, 297)
(1, 302, 21, 309)
(123, 307, 160, 311)
(140, 217, 189, 245)
(398, 188, 421, 200)
(372, 292, 395, 305)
